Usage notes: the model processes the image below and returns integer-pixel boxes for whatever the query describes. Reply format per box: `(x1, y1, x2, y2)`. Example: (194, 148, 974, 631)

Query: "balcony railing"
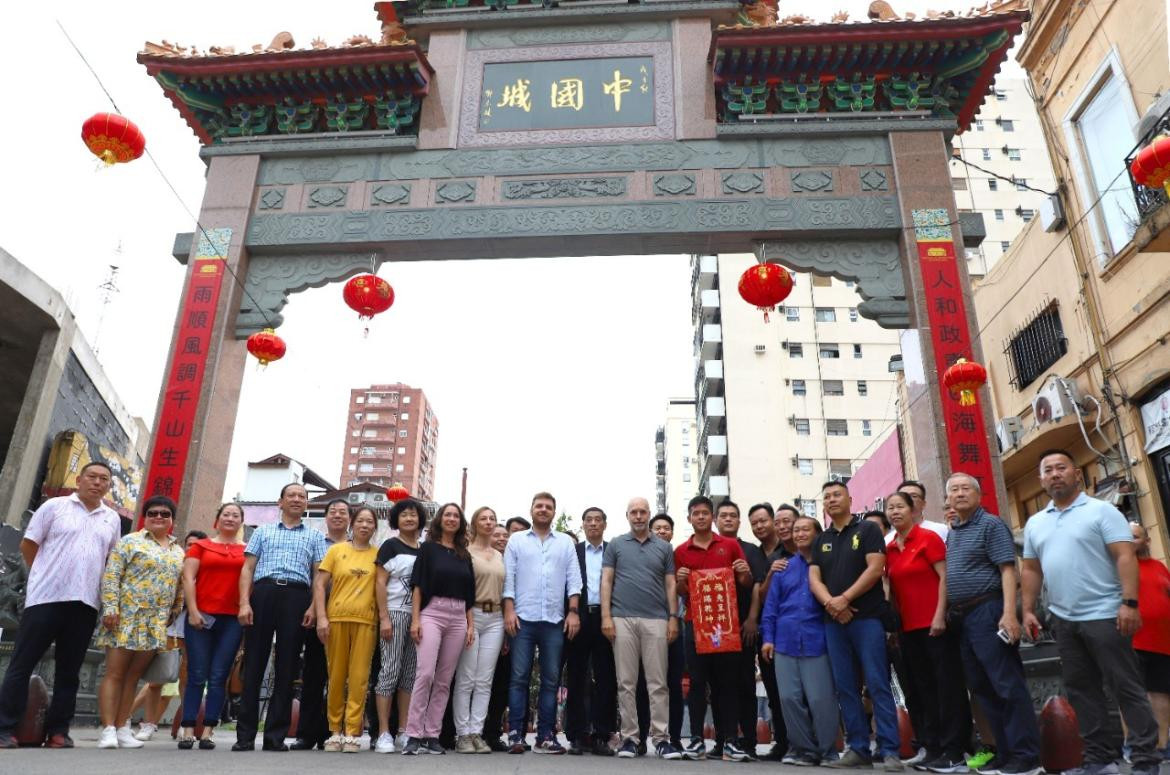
(1125, 103, 1170, 220)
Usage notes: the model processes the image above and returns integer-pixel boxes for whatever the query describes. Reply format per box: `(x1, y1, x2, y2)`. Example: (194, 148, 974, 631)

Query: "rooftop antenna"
(94, 249, 121, 355)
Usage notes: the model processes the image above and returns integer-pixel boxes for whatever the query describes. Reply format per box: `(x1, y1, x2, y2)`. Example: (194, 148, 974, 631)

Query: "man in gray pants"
(1022, 449, 1160, 775)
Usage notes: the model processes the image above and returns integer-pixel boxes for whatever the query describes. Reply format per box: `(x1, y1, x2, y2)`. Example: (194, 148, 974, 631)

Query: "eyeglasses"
(146, 510, 174, 518)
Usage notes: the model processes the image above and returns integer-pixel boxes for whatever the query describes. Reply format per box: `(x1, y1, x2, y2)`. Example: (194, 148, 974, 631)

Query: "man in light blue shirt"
(1021, 449, 1158, 775)
(503, 491, 582, 754)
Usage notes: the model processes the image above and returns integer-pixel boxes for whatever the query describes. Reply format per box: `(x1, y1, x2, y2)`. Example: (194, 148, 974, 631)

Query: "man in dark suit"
(564, 507, 617, 756)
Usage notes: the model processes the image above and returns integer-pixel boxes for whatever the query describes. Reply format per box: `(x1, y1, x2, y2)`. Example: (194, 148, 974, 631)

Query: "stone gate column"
(889, 131, 1008, 515)
(142, 155, 260, 533)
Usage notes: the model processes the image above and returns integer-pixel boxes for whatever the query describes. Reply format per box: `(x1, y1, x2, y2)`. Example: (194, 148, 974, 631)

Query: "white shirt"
(23, 494, 121, 610)
(584, 540, 605, 606)
(503, 529, 582, 623)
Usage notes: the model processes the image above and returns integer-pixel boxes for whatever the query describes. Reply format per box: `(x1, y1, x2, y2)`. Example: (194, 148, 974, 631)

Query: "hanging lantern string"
(55, 19, 277, 331)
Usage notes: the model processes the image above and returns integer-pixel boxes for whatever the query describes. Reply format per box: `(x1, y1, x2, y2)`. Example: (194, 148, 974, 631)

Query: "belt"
(256, 577, 309, 590)
(477, 601, 499, 613)
(948, 590, 999, 616)
(587, 605, 601, 614)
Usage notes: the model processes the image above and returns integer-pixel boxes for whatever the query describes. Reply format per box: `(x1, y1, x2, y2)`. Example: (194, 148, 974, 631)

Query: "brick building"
(338, 383, 438, 502)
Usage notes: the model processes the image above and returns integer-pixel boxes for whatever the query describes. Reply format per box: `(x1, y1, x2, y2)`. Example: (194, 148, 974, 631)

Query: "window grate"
(1003, 301, 1068, 390)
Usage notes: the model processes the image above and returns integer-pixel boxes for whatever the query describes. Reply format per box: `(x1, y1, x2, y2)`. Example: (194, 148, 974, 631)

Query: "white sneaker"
(134, 722, 158, 742)
(396, 732, 409, 750)
(375, 732, 396, 753)
(98, 726, 118, 749)
(116, 726, 144, 749)
(356, 733, 371, 750)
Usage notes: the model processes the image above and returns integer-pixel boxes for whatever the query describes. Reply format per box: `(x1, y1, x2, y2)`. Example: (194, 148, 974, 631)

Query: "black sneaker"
(533, 738, 566, 755)
(656, 741, 683, 760)
(231, 741, 255, 752)
(637, 739, 647, 757)
(795, 752, 822, 767)
(617, 738, 638, 758)
(487, 736, 509, 752)
(568, 738, 587, 756)
(682, 737, 707, 760)
(926, 756, 969, 773)
(425, 738, 445, 755)
(401, 737, 421, 755)
(974, 757, 1003, 775)
(739, 741, 759, 762)
(723, 741, 750, 762)
(508, 734, 526, 754)
(997, 762, 1042, 775)
(592, 739, 616, 756)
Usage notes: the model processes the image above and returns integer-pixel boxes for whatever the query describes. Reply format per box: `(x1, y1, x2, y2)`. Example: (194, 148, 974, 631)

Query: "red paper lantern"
(81, 113, 145, 166)
(1130, 134, 1170, 196)
(738, 262, 793, 322)
(246, 328, 286, 367)
(942, 357, 987, 407)
(386, 483, 410, 502)
(342, 274, 395, 320)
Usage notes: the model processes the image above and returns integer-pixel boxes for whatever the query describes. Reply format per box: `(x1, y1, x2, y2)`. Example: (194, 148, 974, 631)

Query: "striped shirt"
(23, 494, 121, 610)
(245, 520, 327, 586)
(945, 507, 1016, 603)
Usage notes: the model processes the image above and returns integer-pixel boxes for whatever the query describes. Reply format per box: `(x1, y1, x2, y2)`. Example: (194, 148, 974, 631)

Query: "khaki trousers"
(614, 616, 668, 743)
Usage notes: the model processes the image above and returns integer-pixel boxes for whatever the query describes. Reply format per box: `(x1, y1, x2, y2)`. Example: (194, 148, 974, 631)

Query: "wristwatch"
(1123, 598, 1139, 608)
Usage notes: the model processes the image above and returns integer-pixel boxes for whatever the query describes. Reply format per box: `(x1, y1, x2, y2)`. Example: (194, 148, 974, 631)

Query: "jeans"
(1051, 616, 1160, 768)
(453, 609, 505, 736)
(824, 616, 900, 759)
(0, 602, 98, 736)
(954, 598, 1040, 767)
(182, 614, 243, 726)
(508, 619, 564, 741)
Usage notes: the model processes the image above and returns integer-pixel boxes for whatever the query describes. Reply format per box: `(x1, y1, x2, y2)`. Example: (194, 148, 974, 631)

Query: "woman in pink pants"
(401, 503, 475, 755)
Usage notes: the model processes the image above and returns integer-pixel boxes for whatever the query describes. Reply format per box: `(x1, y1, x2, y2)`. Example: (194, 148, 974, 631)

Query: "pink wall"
(848, 431, 905, 512)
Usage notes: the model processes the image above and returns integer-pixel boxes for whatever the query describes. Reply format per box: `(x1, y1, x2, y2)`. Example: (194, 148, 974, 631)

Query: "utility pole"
(460, 467, 468, 513)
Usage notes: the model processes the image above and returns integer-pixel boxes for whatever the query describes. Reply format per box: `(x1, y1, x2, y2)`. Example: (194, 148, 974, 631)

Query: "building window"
(853, 344, 863, 359)
(975, 120, 984, 132)
(797, 458, 814, 475)
(857, 380, 868, 396)
(819, 343, 840, 359)
(848, 308, 858, 322)
(988, 179, 998, 191)
(362, 430, 377, 438)
(367, 412, 380, 421)
(845, 280, 855, 288)
(682, 437, 689, 447)
(395, 464, 405, 472)
(397, 446, 406, 454)
(862, 419, 873, 436)
(815, 307, 837, 323)
(799, 499, 818, 517)
(401, 412, 409, 420)
(349, 447, 358, 454)
(347, 464, 356, 471)
(952, 177, 968, 191)
(994, 209, 1005, 221)
(1007, 303, 1069, 389)
(361, 446, 376, 455)
(789, 343, 804, 358)
(1007, 148, 1022, 161)
(402, 395, 412, 403)
(355, 396, 364, 404)
(683, 472, 692, 482)
(1015, 178, 1028, 191)
(995, 89, 1007, 101)
(1001, 241, 1011, 252)
(826, 419, 848, 436)
(794, 418, 811, 435)
(399, 430, 408, 437)
(981, 147, 991, 161)
(1020, 209, 1035, 222)
(823, 380, 845, 396)
(829, 459, 852, 478)
(812, 275, 832, 287)
(351, 430, 360, 437)
(359, 463, 374, 473)
(367, 395, 382, 404)
(786, 306, 800, 322)
(1000, 119, 1014, 131)
(792, 379, 807, 396)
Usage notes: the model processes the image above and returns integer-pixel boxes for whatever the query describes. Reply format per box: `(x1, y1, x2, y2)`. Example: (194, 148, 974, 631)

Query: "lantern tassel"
(763, 310, 771, 323)
(959, 389, 976, 406)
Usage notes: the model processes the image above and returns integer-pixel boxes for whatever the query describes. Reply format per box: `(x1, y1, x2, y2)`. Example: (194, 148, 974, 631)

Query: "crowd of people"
(0, 448, 1166, 775)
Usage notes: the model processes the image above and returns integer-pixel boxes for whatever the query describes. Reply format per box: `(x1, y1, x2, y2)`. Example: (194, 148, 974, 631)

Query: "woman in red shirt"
(178, 503, 247, 749)
(1131, 522, 1170, 751)
(886, 491, 970, 772)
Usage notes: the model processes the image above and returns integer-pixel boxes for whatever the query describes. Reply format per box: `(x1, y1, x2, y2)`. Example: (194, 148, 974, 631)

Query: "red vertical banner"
(690, 568, 741, 654)
(911, 209, 999, 515)
(141, 228, 231, 523)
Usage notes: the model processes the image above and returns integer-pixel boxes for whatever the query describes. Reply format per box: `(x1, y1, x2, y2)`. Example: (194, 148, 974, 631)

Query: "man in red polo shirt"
(675, 495, 753, 763)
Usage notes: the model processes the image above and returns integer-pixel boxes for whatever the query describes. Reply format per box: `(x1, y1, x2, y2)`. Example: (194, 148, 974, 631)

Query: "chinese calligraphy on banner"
(480, 56, 654, 131)
(140, 228, 231, 521)
(911, 209, 999, 514)
(690, 567, 741, 654)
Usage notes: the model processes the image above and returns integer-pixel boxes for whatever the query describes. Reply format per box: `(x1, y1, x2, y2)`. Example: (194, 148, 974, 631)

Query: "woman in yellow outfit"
(314, 506, 379, 752)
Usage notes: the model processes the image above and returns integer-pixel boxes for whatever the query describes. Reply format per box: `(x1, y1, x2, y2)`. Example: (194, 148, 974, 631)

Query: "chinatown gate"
(136, 0, 1026, 530)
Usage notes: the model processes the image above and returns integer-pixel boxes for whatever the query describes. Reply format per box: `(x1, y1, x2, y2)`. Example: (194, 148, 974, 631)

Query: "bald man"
(601, 497, 681, 760)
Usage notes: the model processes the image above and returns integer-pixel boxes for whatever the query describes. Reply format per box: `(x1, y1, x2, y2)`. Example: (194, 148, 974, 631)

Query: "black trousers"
(236, 581, 310, 747)
(684, 622, 740, 740)
(297, 627, 327, 744)
(637, 630, 685, 745)
(758, 641, 789, 754)
(565, 608, 617, 743)
(899, 627, 972, 758)
(0, 601, 97, 737)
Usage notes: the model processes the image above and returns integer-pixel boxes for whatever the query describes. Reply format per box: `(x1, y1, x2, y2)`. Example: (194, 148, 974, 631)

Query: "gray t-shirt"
(603, 532, 676, 619)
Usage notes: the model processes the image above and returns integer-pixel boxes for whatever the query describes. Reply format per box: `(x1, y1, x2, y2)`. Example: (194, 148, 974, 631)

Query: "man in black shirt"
(747, 503, 790, 761)
(715, 500, 770, 761)
(808, 481, 902, 771)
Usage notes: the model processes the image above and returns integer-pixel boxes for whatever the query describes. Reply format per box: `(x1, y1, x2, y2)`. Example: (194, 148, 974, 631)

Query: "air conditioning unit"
(783, 378, 791, 386)
(754, 344, 767, 353)
(828, 473, 851, 483)
(781, 340, 789, 350)
(1032, 377, 1081, 426)
(995, 417, 1024, 452)
(1040, 193, 1066, 232)
(787, 415, 797, 427)
(790, 455, 800, 468)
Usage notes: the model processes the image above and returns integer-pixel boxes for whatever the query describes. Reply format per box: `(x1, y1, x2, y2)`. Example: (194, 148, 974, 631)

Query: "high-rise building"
(656, 398, 700, 535)
(692, 253, 902, 530)
(949, 77, 1058, 276)
(338, 383, 438, 502)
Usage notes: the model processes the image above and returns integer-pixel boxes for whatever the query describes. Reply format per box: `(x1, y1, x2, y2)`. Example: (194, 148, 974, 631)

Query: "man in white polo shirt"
(0, 462, 121, 749)
(1022, 448, 1160, 775)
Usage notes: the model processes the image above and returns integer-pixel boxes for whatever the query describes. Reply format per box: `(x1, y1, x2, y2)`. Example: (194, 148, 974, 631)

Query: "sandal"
(177, 736, 195, 750)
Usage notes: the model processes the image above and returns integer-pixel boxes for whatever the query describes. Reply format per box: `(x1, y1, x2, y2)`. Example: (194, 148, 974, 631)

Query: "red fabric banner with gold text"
(912, 209, 999, 514)
(690, 567, 741, 654)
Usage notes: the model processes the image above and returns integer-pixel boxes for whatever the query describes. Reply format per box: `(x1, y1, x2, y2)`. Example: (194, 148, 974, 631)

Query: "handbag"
(142, 648, 181, 684)
(227, 647, 245, 695)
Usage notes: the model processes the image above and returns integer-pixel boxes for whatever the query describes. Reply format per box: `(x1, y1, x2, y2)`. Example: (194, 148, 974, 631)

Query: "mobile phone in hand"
(996, 627, 1012, 644)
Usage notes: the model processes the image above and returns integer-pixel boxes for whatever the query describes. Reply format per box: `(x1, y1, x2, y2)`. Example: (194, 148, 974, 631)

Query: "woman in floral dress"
(95, 495, 185, 749)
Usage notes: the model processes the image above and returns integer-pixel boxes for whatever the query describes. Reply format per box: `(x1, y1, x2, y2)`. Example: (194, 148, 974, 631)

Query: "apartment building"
(692, 253, 902, 527)
(656, 397, 700, 535)
(338, 383, 438, 502)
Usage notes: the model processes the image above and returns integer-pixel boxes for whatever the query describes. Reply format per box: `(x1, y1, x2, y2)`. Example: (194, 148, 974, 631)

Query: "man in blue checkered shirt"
(233, 482, 327, 752)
